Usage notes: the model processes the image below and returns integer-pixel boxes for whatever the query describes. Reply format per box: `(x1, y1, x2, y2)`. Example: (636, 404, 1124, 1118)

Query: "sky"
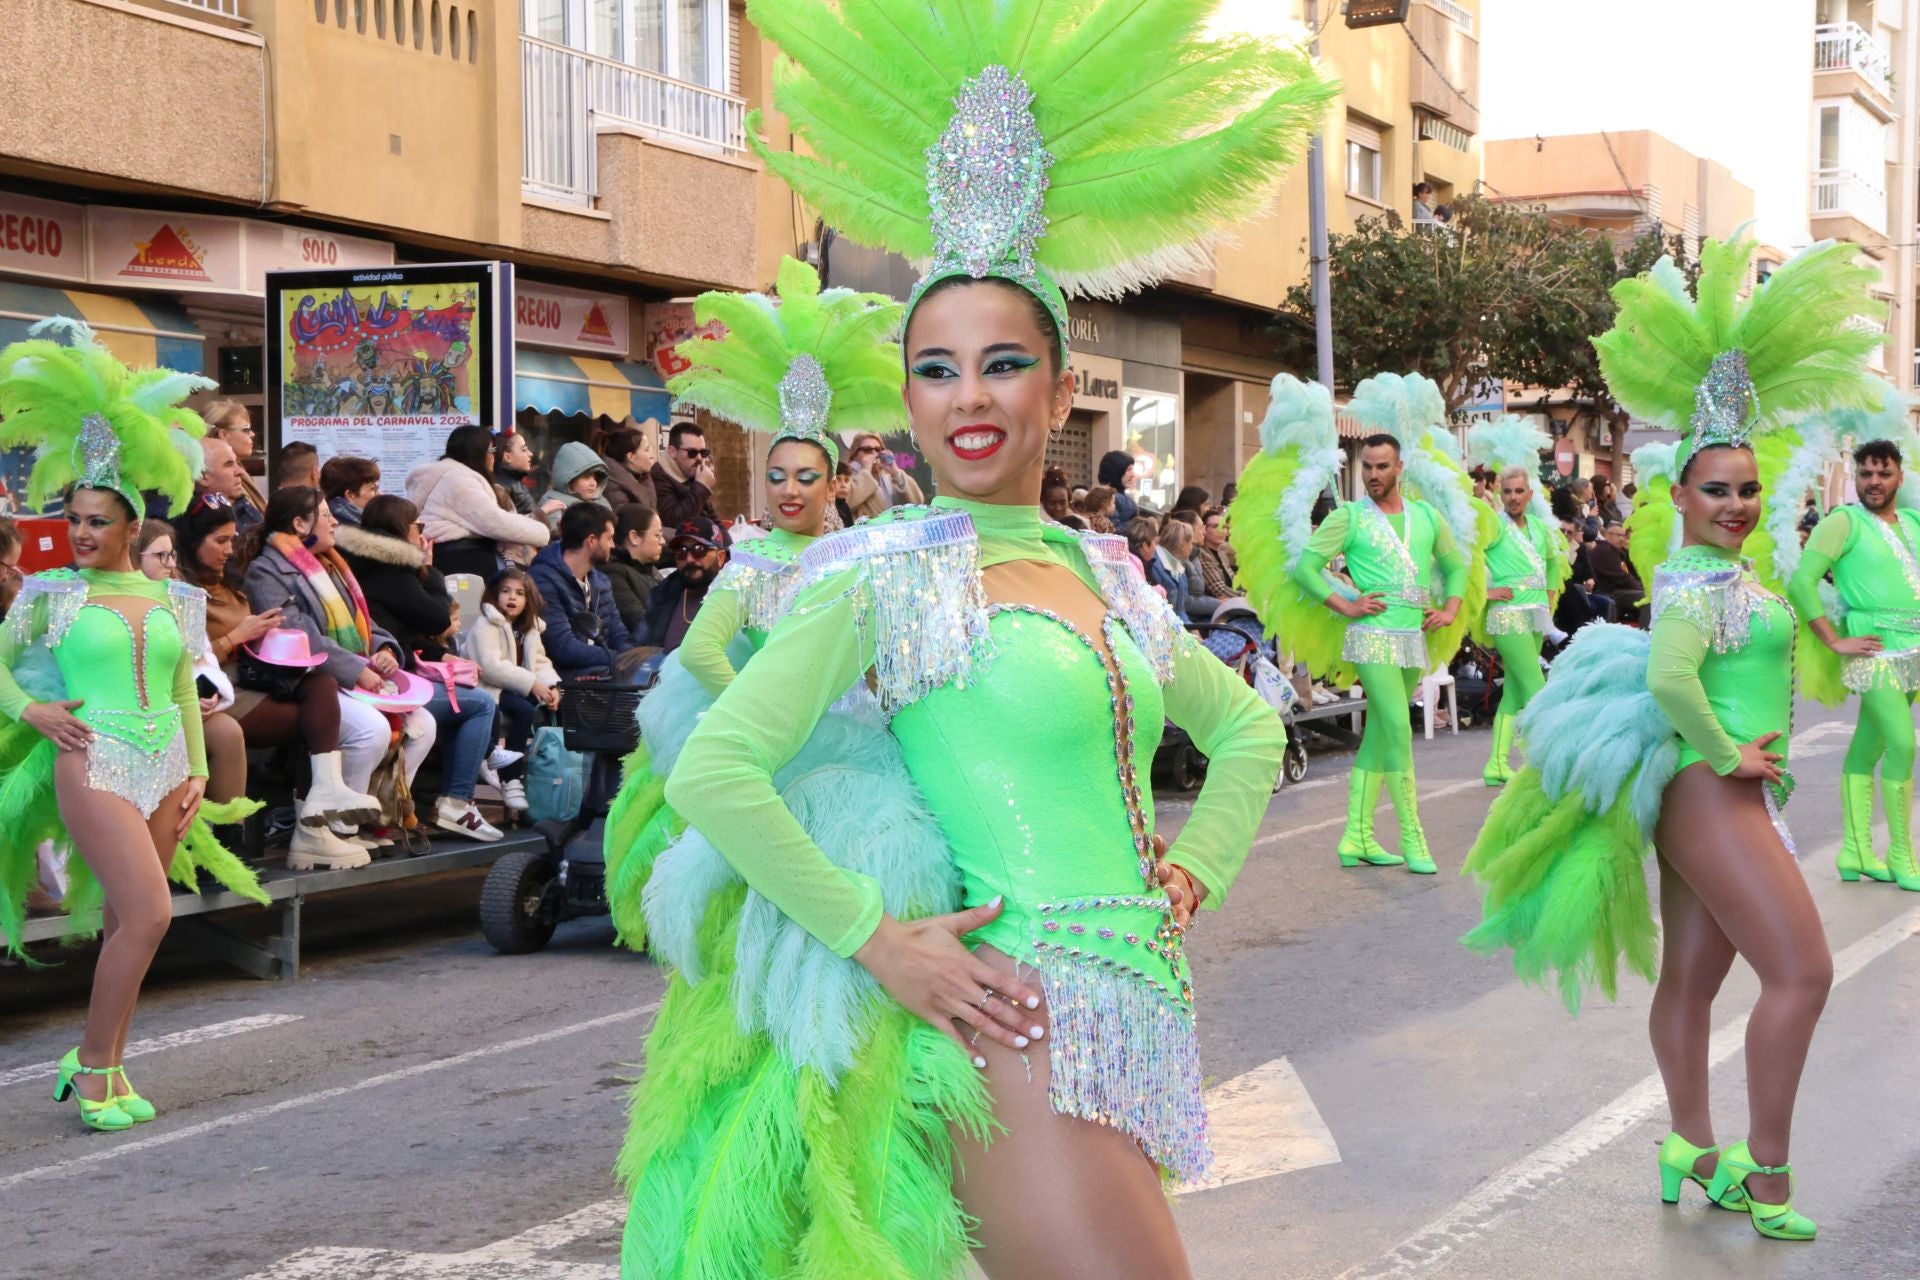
(1479, 0, 1813, 250)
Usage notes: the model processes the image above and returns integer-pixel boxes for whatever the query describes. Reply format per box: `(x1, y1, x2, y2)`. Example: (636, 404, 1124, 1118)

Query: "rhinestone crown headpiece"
(1686, 349, 1759, 459)
(774, 353, 838, 466)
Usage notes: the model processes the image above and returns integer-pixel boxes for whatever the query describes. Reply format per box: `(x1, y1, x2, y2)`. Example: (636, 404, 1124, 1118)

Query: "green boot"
(1482, 711, 1514, 787)
(1384, 770, 1436, 874)
(1837, 773, 1890, 882)
(1887, 779, 1920, 891)
(1337, 769, 1403, 867)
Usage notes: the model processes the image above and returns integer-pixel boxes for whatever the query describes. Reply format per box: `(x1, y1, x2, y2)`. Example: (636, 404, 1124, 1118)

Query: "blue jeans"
(424, 682, 497, 801)
(495, 689, 539, 781)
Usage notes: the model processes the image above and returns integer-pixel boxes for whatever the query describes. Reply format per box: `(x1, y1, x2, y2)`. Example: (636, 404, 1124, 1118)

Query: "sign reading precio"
(0, 193, 86, 283)
(515, 281, 631, 357)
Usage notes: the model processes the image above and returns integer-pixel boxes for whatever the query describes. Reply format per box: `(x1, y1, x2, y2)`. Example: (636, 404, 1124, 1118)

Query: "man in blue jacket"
(530, 503, 636, 677)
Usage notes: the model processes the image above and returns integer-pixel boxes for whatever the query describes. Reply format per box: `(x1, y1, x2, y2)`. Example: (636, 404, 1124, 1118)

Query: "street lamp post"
(1306, 0, 1333, 393)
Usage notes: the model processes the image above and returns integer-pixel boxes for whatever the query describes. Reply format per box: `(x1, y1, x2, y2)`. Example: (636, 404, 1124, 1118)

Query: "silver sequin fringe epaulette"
(165, 579, 210, 660)
(1650, 559, 1765, 653)
(1073, 530, 1186, 684)
(5, 570, 86, 648)
(711, 545, 805, 634)
(791, 507, 993, 716)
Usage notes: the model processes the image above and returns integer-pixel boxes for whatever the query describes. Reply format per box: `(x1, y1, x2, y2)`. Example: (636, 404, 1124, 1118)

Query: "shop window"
(1123, 391, 1181, 514)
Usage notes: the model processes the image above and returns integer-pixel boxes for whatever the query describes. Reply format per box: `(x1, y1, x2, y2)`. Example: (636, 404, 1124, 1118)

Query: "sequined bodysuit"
(0, 569, 209, 816)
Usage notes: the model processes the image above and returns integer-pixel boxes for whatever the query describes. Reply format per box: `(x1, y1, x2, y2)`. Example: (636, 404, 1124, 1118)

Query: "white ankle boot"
(300, 751, 382, 827)
(288, 822, 372, 870)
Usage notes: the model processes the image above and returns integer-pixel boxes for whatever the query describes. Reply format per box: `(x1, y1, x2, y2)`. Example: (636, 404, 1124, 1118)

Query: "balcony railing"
(520, 35, 748, 205)
(1423, 0, 1473, 34)
(1815, 21, 1892, 91)
(1812, 167, 1887, 231)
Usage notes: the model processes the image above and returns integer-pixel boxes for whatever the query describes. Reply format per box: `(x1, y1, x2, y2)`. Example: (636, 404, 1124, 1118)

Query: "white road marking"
(0, 1014, 304, 1089)
(241, 1198, 629, 1277)
(1250, 780, 1483, 853)
(1180, 1056, 1341, 1194)
(0, 1003, 660, 1193)
(1339, 871, 1920, 1280)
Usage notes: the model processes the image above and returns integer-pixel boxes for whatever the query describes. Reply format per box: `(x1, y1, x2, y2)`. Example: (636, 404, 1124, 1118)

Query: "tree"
(1272, 194, 1691, 420)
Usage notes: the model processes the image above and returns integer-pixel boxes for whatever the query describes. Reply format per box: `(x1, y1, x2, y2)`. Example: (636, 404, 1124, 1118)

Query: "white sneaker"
(435, 797, 503, 843)
(488, 745, 525, 769)
(288, 823, 372, 871)
(502, 778, 528, 813)
(477, 761, 502, 790)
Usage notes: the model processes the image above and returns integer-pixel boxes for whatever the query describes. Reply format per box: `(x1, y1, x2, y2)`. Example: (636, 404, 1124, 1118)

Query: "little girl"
(471, 568, 560, 815)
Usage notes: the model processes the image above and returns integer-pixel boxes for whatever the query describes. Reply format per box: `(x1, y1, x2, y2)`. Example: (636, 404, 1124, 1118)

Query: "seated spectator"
(321, 454, 381, 528)
(136, 518, 177, 581)
(184, 492, 389, 863)
(1098, 450, 1140, 530)
(0, 514, 20, 620)
(279, 440, 321, 491)
(198, 433, 262, 533)
(406, 424, 551, 581)
(606, 503, 666, 636)
(846, 433, 925, 518)
(1041, 466, 1073, 525)
(495, 430, 541, 519)
(1169, 485, 1210, 524)
(1589, 520, 1644, 623)
(600, 421, 659, 510)
(1160, 513, 1217, 622)
(1129, 516, 1183, 612)
(204, 398, 268, 520)
(470, 568, 560, 818)
(542, 441, 613, 522)
(652, 422, 721, 529)
(645, 517, 731, 652)
(1073, 484, 1117, 534)
(531, 503, 639, 678)
(832, 461, 856, 529)
(1552, 514, 1613, 633)
(1195, 506, 1236, 599)
(337, 494, 502, 840)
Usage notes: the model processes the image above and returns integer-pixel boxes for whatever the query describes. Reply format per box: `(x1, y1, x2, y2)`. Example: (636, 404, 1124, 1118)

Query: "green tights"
(1354, 663, 1422, 774)
(1843, 684, 1917, 783)
(1492, 631, 1546, 717)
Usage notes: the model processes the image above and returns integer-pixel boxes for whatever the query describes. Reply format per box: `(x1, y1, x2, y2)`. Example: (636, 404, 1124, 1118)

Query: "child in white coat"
(471, 569, 561, 814)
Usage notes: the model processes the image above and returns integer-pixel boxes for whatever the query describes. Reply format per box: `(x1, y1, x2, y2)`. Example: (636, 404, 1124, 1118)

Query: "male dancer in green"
(1789, 438, 1920, 889)
(1481, 465, 1566, 785)
(1292, 434, 1466, 873)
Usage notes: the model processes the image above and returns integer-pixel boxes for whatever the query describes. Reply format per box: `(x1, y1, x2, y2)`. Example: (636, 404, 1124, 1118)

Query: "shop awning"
(515, 348, 671, 422)
(0, 282, 205, 374)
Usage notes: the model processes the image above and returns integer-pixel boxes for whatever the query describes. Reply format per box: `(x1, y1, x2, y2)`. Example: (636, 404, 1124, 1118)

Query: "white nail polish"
(1030, 1026, 1045, 1038)
(972, 1055, 987, 1069)
(1025, 995, 1040, 1009)
(1013, 1036, 1029, 1048)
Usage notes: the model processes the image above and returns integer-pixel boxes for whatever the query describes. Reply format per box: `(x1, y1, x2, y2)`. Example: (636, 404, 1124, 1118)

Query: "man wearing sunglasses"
(642, 517, 731, 654)
(652, 422, 721, 531)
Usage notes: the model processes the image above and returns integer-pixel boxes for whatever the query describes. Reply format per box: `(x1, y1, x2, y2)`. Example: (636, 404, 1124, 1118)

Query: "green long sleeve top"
(1290, 499, 1468, 633)
(1646, 544, 1792, 777)
(662, 497, 1289, 960)
(676, 526, 817, 695)
(1787, 505, 1920, 641)
(1485, 509, 1568, 605)
(0, 568, 208, 777)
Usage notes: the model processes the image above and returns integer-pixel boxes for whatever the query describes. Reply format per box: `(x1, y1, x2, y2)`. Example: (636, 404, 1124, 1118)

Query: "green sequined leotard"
(1290, 497, 1469, 668)
(0, 569, 209, 816)
(664, 497, 1288, 1182)
(1483, 509, 1567, 636)
(675, 525, 817, 695)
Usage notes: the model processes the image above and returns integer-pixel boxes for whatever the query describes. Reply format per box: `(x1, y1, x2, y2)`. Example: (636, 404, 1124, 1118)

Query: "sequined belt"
(83, 705, 188, 818)
(1852, 607, 1920, 636)
(1495, 573, 1548, 592)
(1378, 585, 1430, 609)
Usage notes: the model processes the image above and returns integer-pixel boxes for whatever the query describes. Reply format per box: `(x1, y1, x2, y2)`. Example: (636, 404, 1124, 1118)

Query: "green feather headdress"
(0, 317, 213, 518)
(1467, 414, 1554, 524)
(746, 0, 1338, 356)
(667, 256, 907, 468)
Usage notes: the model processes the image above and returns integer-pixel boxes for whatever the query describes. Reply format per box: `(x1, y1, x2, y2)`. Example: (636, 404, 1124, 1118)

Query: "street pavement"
(2, 701, 1917, 1280)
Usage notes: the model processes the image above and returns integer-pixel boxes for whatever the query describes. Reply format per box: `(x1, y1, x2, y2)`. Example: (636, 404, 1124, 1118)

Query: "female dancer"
(0, 320, 264, 1130)
(1465, 416, 1567, 785)
(601, 255, 904, 947)
(1464, 233, 1884, 1241)
(616, 4, 1327, 1274)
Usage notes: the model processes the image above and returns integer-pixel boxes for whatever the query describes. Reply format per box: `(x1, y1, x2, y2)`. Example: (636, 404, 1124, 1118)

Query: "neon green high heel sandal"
(1837, 773, 1890, 882)
(1383, 771, 1436, 874)
(107, 1066, 156, 1123)
(1886, 779, 1920, 891)
(53, 1049, 134, 1133)
(1337, 769, 1403, 867)
(1705, 1141, 1817, 1241)
(1656, 1132, 1747, 1210)
(1482, 712, 1514, 787)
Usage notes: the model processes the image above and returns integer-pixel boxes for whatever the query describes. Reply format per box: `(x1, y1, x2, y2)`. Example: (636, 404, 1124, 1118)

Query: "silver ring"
(978, 988, 996, 1010)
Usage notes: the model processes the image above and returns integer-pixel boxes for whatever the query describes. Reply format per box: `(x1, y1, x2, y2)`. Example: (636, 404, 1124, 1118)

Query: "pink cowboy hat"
(345, 667, 434, 713)
(244, 628, 327, 669)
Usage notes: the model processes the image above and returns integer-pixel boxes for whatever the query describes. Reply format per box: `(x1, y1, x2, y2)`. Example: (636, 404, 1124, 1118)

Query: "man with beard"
(1479, 464, 1566, 786)
(531, 503, 638, 678)
(643, 517, 731, 652)
(1290, 434, 1466, 875)
(1790, 438, 1920, 890)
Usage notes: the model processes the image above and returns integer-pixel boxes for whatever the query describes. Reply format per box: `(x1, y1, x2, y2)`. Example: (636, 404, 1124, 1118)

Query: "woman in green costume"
(0, 320, 265, 1133)
(616, 3, 1326, 1276)
(1466, 416, 1569, 785)
(600, 257, 904, 950)
(1464, 233, 1885, 1243)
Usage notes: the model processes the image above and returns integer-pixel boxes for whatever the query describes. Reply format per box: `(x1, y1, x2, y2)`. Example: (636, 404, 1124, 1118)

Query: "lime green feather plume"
(668, 256, 904, 466)
(0, 319, 212, 517)
(747, 0, 1338, 300)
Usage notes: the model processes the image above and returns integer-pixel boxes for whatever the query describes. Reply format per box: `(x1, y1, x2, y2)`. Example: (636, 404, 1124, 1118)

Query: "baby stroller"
(1152, 601, 1307, 792)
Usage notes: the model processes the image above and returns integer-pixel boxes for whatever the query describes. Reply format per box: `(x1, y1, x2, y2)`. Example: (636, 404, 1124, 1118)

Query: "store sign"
(0, 193, 86, 283)
(88, 206, 245, 293)
(515, 281, 630, 356)
(243, 222, 391, 291)
(1072, 352, 1123, 414)
(643, 300, 725, 380)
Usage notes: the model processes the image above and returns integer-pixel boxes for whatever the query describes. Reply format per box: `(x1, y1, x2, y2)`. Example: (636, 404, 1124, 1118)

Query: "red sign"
(89, 207, 244, 293)
(1554, 438, 1577, 477)
(0, 193, 86, 283)
(122, 224, 215, 282)
(514, 281, 630, 356)
(643, 300, 725, 379)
